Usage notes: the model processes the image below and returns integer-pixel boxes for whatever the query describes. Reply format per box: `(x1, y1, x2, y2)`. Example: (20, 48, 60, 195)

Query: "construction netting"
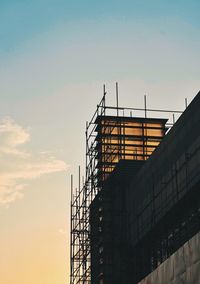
(138, 231, 200, 284)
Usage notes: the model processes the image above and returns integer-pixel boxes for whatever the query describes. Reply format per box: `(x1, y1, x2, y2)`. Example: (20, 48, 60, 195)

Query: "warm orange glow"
(97, 117, 166, 181)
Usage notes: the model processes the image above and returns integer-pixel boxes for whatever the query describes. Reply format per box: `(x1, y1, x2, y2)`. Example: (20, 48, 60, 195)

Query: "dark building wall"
(90, 161, 144, 284)
(90, 91, 200, 284)
(138, 231, 200, 284)
(127, 92, 200, 282)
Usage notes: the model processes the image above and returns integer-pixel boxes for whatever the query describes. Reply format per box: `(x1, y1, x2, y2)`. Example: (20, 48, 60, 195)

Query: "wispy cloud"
(0, 117, 68, 205)
(59, 229, 68, 236)
(0, 117, 30, 156)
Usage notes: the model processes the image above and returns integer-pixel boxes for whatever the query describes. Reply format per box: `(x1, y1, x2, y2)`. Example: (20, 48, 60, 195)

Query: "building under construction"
(70, 87, 200, 284)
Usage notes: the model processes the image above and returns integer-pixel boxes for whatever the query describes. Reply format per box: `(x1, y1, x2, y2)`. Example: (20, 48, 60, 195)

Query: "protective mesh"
(138, 231, 200, 284)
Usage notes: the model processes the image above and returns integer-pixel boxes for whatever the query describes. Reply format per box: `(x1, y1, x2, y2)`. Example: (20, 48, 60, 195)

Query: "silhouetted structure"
(70, 87, 200, 284)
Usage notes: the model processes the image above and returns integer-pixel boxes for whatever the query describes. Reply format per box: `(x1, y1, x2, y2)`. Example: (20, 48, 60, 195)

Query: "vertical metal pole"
(185, 98, 188, 108)
(144, 95, 147, 118)
(85, 122, 88, 181)
(79, 166, 81, 193)
(173, 114, 175, 124)
(103, 84, 106, 98)
(103, 84, 106, 115)
(144, 95, 147, 159)
(116, 82, 119, 116)
(78, 165, 81, 283)
(70, 174, 73, 284)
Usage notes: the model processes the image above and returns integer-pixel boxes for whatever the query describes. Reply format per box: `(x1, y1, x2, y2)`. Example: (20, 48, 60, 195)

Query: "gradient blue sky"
(0, 1, 200, 284)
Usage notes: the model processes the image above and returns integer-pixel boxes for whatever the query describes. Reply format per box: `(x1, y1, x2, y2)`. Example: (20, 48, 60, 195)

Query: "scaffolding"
(70, 86, 183, 284)
(70, 90, 106, 284)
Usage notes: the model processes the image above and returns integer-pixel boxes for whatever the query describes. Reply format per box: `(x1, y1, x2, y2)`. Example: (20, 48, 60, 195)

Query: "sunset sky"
(0, 1, 200, 284)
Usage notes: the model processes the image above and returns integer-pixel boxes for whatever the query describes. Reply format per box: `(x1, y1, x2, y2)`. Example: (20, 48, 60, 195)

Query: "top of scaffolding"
(86, 83, 184, 141)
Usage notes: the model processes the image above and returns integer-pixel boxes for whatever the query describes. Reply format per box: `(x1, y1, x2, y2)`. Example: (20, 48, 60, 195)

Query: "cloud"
(59, 229, 68, 236)
(0, 117, 30, 155)
(0, 117, 68, 205)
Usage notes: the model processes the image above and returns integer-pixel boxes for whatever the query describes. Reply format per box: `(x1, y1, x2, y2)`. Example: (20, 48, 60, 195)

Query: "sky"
(0, 1, 200, 284)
